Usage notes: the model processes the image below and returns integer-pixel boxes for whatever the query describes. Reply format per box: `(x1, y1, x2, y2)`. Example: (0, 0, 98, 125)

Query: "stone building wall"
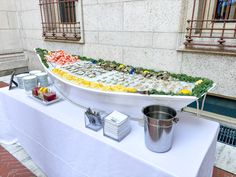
(0, 0, 22, 54)
(0, 0, 27, 76)
(180, 1, 236, 97)
(9, 0, 236, 97)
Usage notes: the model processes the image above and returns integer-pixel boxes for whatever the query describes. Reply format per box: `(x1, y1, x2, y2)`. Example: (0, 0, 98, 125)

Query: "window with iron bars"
(185, 0, 236, 49)
(39, 0, 84, 42)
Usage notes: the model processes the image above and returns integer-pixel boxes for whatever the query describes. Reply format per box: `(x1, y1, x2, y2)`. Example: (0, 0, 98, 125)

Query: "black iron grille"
(39, 0, 81, 41)
(185, 0, 236, 48)
(217, 125, 236, 147)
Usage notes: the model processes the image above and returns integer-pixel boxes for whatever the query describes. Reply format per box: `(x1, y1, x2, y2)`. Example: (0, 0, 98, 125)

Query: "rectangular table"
(0, 87, 219, 177)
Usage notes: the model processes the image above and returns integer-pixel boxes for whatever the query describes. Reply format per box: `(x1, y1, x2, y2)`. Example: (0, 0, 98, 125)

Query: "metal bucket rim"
(142, 105, 177, 122)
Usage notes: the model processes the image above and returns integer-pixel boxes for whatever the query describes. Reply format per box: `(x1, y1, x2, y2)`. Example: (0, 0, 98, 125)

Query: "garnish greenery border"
(35, 48, 214, 98)
(35, 48, 49, 68)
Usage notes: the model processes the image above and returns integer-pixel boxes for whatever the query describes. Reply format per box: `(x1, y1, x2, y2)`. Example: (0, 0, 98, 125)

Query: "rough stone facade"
(0, 0, 27, 76)
(0, 0, 235, 97)
(0, 0, 22, 54)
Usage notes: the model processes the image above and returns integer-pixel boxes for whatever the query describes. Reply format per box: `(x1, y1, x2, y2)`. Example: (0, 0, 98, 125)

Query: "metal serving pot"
(142, 105, 179, 153)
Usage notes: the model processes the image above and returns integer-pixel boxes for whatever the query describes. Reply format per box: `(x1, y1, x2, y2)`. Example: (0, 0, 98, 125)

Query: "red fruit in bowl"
(32, 87, 40, 96)
(43, 92, 56, 101)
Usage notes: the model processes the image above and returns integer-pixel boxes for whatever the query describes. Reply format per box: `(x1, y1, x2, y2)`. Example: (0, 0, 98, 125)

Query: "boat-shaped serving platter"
(35, 48, 215, 118)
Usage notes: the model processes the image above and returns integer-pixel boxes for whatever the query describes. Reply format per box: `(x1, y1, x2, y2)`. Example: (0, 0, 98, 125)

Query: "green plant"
(35, 48, 49, 68)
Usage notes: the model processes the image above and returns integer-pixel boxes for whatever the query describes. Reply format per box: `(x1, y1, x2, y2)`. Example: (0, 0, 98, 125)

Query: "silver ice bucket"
(143, 105, 179, 153)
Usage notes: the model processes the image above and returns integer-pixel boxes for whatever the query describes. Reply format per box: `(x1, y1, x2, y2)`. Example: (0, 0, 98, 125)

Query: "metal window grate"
(39, 0, 81, 41)
(185, 0, 236, 48)
(217, 125, 236, 147)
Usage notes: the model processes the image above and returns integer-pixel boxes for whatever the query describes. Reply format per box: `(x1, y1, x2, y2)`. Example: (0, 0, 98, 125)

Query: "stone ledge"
(0, 58, 28, 70)
(177, 46, 236, 57)
(0, 52, 28, 77)
(0, 52, 25, 61)
(0, 67, 28, 77)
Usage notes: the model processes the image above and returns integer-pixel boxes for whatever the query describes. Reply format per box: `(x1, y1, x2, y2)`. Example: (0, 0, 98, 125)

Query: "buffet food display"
(35, 48, 214, 118)
(36, 48, 213, 97)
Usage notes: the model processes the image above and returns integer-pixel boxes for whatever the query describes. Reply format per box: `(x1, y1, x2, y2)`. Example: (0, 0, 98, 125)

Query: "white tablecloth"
(0, 87, 219, 177)
(0, 89, 17, 144)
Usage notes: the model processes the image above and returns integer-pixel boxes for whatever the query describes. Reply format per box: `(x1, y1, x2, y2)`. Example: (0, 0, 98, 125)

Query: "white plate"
(29, 94, 62, 105)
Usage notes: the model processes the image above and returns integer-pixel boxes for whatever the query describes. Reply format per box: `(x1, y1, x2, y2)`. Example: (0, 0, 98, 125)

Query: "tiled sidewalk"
(213, 167, 236, 177)
(0, 145, 36, 177)
(0, 143, 46, 177)
(215, 142, 236, 175)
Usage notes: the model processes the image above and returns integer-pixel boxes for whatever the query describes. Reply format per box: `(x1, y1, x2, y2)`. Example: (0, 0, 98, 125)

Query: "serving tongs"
(85, 108, 103, 125)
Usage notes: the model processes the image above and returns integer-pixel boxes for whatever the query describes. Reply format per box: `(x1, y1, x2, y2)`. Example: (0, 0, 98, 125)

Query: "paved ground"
(0, 144, 37, 177)
(1, 75, 236, 176)
(215, 142, 236, 174)
(0, 143, 46, 177)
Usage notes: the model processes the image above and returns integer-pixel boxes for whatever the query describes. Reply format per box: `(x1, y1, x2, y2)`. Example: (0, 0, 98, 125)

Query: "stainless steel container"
(143, 105, 179, 153)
